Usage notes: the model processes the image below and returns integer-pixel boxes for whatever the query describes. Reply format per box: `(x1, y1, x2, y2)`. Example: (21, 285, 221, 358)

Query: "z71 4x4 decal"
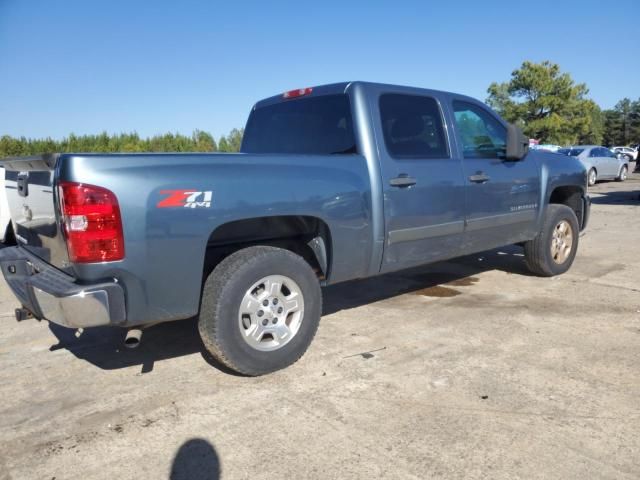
(157, 190, 213, 208)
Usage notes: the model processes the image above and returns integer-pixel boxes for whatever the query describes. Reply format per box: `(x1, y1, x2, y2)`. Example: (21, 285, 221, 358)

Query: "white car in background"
(0, 167, 11, 242)
(531, 144, 562, 152)
(612, 146, 638, 161)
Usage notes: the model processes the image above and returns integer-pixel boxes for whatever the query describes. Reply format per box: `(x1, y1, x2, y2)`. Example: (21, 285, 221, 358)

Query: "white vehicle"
(0, 167, 11, 242)
(532, 144, 562, 152)
(612, 147, 638, 161)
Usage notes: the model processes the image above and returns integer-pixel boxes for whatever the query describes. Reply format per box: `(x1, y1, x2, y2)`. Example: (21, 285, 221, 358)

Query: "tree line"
(1, 60, 638, 157)
(487, 61, 639, 146)
(0, 128, 244, 158)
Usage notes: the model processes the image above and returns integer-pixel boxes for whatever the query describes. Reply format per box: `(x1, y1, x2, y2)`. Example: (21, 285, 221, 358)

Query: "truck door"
(449, 99, 540, 253)
(375, 92, 466, 273)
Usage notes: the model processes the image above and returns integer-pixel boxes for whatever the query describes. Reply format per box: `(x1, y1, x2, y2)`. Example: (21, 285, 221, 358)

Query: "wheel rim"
(620, 167, 627, 180)
(238, 275, 304, 352)
(588, 170, 596, 186)
(550, 220, 574, 264)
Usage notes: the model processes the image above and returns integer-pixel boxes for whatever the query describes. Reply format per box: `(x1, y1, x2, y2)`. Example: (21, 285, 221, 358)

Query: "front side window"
(379, 94, 448, 158)
(453, 101, 506, 159)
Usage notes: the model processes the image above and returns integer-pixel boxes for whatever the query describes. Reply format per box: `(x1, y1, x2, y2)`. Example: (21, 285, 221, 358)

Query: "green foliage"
(226, 128, 244, 152)
(487, 61, 601, 145)
(0, 129, 245, 157)
(580, 104, 604, 145)
(216, 128, 244, 153)
(601, 98, 640, 146)
(217, 137, 230, 153)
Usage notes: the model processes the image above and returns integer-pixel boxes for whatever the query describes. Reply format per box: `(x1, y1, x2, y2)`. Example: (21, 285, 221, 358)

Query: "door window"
(452, 101, 507, 159)
(379, 94, 449, 159)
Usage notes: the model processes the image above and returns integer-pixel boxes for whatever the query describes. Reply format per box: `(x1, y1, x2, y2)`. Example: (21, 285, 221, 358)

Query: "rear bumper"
(0, 246, 125, 328)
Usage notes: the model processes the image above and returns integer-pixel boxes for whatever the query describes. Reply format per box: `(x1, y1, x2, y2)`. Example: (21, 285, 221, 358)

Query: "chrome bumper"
(0, 246, 125, 328)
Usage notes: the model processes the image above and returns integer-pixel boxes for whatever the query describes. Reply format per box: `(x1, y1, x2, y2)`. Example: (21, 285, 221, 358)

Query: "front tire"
(616, 165, 628, 182)
(587, 168, 597, 186)
(524, 204, 579, 277)
(199, 246, 322, 376)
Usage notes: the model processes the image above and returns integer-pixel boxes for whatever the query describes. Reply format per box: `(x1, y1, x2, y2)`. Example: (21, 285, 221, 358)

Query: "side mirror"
(506, 124, 529, 160)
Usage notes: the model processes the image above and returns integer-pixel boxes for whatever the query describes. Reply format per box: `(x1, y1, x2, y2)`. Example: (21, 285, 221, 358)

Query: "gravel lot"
(1, 173, 639, 480)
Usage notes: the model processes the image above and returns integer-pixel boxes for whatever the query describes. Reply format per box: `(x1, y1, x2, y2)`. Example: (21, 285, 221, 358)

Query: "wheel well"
(202, 216, 332, 283)
(549, 186, 584, 226)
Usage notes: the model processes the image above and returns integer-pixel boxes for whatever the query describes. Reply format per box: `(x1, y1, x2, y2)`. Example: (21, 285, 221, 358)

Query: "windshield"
(558, 148, 584, 156)
(242, 94, 357, 155)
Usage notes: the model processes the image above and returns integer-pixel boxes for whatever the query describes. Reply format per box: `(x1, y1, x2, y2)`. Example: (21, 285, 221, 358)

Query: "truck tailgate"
(2, 155, 70, 269)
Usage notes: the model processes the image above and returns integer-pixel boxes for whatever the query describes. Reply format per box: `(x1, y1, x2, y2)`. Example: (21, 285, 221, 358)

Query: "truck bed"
(2, 152, 373, 325)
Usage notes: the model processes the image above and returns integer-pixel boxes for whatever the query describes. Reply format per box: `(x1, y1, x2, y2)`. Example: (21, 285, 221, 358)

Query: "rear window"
(241, 94, 357, 155)
(558, 148, 584, 156)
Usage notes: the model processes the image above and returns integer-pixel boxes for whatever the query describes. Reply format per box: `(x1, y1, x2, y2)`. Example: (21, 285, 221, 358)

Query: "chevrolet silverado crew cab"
(0, 82, 590, 375)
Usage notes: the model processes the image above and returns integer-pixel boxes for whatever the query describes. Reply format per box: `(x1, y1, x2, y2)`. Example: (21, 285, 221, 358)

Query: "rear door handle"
(468, 173, 490, 184)
(390, 175, 417, 188)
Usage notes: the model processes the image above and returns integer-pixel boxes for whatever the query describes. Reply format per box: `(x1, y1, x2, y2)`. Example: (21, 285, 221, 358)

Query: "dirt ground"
(1, 172, 639, 480)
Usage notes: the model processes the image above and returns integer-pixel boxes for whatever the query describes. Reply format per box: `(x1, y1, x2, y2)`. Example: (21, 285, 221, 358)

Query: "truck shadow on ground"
(589, 186, 640, 206)
(48, 245, 530, 374)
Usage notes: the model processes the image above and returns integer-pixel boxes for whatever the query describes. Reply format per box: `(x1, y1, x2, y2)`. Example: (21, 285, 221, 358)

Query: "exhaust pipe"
(124, 328, 143, 349)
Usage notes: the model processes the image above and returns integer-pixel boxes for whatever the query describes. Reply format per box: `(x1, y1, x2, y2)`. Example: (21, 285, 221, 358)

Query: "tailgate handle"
(17, 173, 29, 197)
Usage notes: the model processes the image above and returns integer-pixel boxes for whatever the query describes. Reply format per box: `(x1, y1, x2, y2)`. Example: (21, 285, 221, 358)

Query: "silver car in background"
(612, 146, 638, 161)
(558, 146, 628, 186)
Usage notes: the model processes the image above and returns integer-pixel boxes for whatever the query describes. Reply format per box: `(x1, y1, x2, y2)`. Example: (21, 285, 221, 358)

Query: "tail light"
(283, 87, 313, 99)
(58, 181, 125, 263)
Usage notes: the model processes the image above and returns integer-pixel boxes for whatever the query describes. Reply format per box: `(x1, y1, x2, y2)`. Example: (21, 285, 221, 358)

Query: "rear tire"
(616, 165, 628, 182)
(524, 204, 579, 277)
(198, 246, 322, 376)
(587, 168, 597, 186)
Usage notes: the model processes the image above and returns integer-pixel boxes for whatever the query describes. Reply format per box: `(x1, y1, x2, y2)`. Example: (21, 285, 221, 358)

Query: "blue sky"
(1, 0, 638, 140)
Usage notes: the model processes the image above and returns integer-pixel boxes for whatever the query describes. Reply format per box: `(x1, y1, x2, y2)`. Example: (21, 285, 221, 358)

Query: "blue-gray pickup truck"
(0, 82, 590, 375)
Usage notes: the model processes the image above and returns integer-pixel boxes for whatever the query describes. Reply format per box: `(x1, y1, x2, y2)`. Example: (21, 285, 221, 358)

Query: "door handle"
(390, 175, 417, 188)
(468, 173, 490, 184)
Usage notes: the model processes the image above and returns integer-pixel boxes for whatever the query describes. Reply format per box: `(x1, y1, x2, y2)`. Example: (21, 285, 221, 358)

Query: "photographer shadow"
(170, 438, 220, 480)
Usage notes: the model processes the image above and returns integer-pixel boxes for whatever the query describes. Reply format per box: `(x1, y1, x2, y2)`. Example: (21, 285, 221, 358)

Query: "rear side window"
(453, 101, 506, 159)
(241, 94, 357, 155)
(379, 94, 448, 158)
